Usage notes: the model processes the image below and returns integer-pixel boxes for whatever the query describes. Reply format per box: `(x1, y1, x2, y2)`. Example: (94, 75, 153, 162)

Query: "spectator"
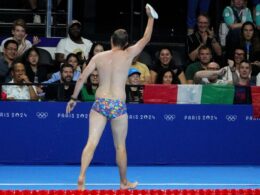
(194, 61, 230, 84)
(151, 47, 187, 84)
(235, 60, 252, 85)
(156, 68, 180, 84)
(43, 63, 78, 101)
(222, 47, 245, 82)
(185, 45, 212, 84)
(126, 68, 143, 103)
(55, 20, 93, 65)
(81, 69, 99, 102)
(0, 19, 40, 56)
(23, 47, 48, 83)
(44, 53, 81, 83)
(233, 60, 252, 104)
(2, 60, 38, 100)
(223, 0, 253, 50)
(186, 14, 222, 63)
(131, 55, 151, 84)
(227, 22, 260, 79)
(0, 40, 18, 83)
(83, 42, 105, 70)
(187, 0, 212, 35)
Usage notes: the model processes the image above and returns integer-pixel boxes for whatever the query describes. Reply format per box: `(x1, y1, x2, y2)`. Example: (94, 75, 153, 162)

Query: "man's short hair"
(4, 39, 18, 49)
(12, 18, 27, 31)
(198, 45, 212, 54)
(11, 59, 25, 71)
(60, 63, 74, 72)
(111, 29, 129, 49)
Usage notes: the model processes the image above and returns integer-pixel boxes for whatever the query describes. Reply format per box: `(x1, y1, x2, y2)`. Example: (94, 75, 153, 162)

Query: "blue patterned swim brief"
(91, 98, 127, 119)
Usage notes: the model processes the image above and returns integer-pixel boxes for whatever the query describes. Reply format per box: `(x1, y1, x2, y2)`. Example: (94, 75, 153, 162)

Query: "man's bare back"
(92, 49, 135, 101)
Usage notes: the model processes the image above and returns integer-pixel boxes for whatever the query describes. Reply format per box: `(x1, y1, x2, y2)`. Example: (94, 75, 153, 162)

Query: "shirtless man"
(66, 4, 157, 190)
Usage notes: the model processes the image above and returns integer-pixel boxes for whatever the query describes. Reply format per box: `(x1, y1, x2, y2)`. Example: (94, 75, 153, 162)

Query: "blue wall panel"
(0, 102, 259, 165)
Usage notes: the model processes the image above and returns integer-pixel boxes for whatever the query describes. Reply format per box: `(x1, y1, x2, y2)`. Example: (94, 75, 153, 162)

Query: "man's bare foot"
(120, 181, 138, 189)
(78, 176, 85, 190)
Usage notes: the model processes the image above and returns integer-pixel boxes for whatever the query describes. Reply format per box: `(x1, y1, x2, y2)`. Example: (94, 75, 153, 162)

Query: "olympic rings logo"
(225, 115, 237, 122)
(36, 112, 48, 119)
(164, 114, 176, 121)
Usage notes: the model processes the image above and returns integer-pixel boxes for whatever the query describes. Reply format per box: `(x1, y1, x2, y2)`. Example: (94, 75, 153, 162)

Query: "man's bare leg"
(78, 110, 107, 190)
(111, 114, 138, 189)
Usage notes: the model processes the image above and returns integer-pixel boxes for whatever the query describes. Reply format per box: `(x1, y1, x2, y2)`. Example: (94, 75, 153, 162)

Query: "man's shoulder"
(58, 37, 68, 43)
(81, 37, 93, 45)
(187, 62, 200, 69)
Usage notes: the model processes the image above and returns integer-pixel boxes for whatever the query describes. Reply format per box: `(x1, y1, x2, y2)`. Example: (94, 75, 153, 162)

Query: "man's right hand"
(66, 99, 77, 114)
(145, 4, 158, 19)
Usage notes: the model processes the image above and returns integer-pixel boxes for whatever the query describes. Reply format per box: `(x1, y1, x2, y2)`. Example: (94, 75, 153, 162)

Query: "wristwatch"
(70, 96, 77, 101)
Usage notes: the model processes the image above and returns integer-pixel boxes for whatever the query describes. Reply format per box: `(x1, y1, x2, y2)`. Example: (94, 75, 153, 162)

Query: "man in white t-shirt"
(55, 20, 93, 64)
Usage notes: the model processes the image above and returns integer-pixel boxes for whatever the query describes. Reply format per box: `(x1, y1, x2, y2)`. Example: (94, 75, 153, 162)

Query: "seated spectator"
(222, 47, 245, 82)
(43, 63, 78, 101)
(156, 68, 180, 84)
(234, 60, 252, 85)
(55, 20, 93, 65)
(83, 42, 105, 70)
(0, 40, 18, 83)
(226, 21, 260, 62)
(185, 45, 212, 84)
(186, 0, 212, 35)
(81, 69, 99, 102)
(224, 0, 253, 52)
(23, 47, 48, 83)
(0, 19, 40, 56)
(43, 53, 81, 83)
(186, 14, 222, 63)
(151, 47, 187, 84)
(194, 62, 229, 84)
(227, 22, 260, 80)
(233, 60, 252, 103)
(2, 60, 38, 100)
(126, 68, 143, 103)
(131, 55, 151, 84)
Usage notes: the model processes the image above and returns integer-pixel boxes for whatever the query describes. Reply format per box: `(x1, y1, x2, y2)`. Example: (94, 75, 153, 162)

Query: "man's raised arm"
(128, 4, 158, 57)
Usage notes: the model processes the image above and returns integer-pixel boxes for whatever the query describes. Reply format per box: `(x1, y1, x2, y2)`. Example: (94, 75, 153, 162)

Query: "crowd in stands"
(0, 0, 259, 103)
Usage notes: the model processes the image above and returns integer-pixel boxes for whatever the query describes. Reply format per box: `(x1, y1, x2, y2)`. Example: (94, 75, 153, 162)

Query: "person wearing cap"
(66, 4, 157, 190)
(126, 68, 143, 103)
(131, 55, 151, 84)
(55, 20, 93, 65)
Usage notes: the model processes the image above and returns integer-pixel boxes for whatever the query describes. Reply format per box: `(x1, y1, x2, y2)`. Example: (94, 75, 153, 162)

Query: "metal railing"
(45, 0, 73, 37)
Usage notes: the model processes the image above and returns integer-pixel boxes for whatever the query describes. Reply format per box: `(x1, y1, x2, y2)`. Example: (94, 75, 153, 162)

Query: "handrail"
(45, 0, 73, 37)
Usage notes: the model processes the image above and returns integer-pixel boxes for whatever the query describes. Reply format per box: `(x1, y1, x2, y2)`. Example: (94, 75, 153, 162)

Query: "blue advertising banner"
(0, 101, 260, 165)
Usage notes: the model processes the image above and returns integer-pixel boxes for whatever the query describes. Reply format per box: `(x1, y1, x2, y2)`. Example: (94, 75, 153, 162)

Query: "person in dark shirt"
(151, 47, 187, 84)
(23, 47, 48, 83)
(43, 63, 79, 101)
